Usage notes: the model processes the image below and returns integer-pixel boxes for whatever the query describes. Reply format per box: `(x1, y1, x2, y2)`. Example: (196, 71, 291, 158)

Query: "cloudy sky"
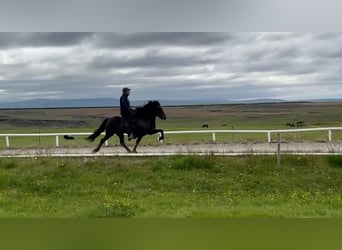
(0, 32, 342, 103)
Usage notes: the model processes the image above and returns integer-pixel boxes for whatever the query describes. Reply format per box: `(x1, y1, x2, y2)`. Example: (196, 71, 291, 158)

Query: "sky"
(0, 32, 342, 103)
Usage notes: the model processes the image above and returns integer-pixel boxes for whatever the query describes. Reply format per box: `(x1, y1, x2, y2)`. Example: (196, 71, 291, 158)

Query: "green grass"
(0, 155, 342, 218)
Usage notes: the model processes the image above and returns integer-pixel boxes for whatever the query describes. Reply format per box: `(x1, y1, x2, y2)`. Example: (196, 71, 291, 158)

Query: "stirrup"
(128, 133, 134, 141)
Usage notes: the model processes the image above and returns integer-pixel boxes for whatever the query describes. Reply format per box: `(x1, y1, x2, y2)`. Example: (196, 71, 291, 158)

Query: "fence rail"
(1, 127, 342, 148)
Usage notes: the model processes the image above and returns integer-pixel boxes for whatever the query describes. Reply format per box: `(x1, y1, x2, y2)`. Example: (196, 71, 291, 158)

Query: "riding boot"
(128, 128, 134, 141)
(128, 134, 134, 141)
(128, 125, 136, 140)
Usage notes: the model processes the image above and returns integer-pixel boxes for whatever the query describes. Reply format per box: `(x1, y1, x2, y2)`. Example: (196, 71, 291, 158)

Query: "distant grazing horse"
(87, 101, 167, 153)
(296, 121, 304, 128)
(286, 122, 296, 128)
(201, 124, 209, 128)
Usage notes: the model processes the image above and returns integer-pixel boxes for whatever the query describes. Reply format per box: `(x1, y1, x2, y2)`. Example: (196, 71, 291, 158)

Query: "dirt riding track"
(1, 142, 342, 157)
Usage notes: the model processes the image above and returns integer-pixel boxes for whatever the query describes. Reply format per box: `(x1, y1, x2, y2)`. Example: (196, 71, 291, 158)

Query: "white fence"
(1, 127, 342, 148)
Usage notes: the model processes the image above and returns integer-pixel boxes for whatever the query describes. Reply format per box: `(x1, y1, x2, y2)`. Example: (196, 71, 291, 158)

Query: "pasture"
(1, 102, 342, 218)
(1, 102, 342, 148)
(0, 155, 342, 218)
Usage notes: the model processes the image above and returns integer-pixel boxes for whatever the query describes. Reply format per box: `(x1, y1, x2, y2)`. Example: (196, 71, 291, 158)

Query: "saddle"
(121, 116, 136, 139)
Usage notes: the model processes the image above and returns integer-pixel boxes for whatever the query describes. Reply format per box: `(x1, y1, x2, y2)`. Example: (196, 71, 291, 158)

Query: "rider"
(120, 87, 135, 140)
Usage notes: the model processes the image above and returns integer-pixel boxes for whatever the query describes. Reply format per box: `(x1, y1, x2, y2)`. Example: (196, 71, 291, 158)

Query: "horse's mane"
(136, 100, 160, 111)
(135, 101, 160, 118)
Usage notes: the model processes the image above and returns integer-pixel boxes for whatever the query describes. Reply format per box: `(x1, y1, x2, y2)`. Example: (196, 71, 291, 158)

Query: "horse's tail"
(87, 118, 109, 142)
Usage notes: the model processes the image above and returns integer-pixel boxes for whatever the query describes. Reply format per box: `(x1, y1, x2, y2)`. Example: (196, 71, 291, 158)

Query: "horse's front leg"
(132, 136, 142, 153)
(152, 129, 164, 142)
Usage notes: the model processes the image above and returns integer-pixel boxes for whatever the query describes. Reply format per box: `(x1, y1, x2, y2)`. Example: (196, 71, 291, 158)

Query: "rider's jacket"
(120, 94, 134, 120)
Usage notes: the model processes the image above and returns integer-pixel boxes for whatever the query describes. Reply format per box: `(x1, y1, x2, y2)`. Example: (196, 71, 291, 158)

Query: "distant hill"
(0, 98, 233, 108)
(307, 98, 342, 103)
(0, 98, 119, 109)
(0, 97, 341, 109)
(229, 98, 288, 104)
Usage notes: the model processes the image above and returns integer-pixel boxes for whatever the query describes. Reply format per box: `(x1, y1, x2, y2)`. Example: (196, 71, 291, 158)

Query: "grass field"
(0, 154, 342, 218)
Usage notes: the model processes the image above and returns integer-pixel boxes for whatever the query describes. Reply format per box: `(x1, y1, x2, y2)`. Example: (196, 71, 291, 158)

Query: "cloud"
(90, 33, 234, 48)
(0, 32, 342, 103)
(0, 33, 91, 48)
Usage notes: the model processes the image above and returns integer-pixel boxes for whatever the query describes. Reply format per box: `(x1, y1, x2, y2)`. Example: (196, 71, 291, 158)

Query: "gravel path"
(1, 142, 342, 157)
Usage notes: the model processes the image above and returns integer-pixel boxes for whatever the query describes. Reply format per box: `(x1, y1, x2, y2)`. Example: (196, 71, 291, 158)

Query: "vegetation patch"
(0, 159, 17, 169)
(170, 155, 215, 170)
(90, 195, 137, 218)
(0, 155, 341, 218)
(327, 155, 342, 168)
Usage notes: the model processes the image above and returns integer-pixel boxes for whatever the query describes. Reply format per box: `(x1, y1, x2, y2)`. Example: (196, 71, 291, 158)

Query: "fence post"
(328, 130, 332, 142)
(267, 131, 271, 143)
(277, 133, 281, 169)
(5, 136, 10, 147)
(55, 135, 59, 147)
(212, 132, 216, 142)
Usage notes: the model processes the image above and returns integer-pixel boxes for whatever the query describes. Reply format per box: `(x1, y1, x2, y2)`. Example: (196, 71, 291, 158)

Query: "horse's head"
(148, 101, 167, 120)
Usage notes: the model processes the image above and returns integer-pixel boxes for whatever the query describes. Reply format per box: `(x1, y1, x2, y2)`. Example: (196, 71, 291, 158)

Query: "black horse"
(87, 100, 167, 153)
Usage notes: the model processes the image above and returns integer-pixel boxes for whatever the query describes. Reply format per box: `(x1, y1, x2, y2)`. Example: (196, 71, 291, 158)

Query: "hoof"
(86, 136, 94, 142)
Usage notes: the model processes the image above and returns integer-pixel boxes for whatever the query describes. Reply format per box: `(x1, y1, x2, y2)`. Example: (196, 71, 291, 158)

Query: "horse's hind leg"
(93, 132, 113, 153)
(118, 134, 131, 153)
